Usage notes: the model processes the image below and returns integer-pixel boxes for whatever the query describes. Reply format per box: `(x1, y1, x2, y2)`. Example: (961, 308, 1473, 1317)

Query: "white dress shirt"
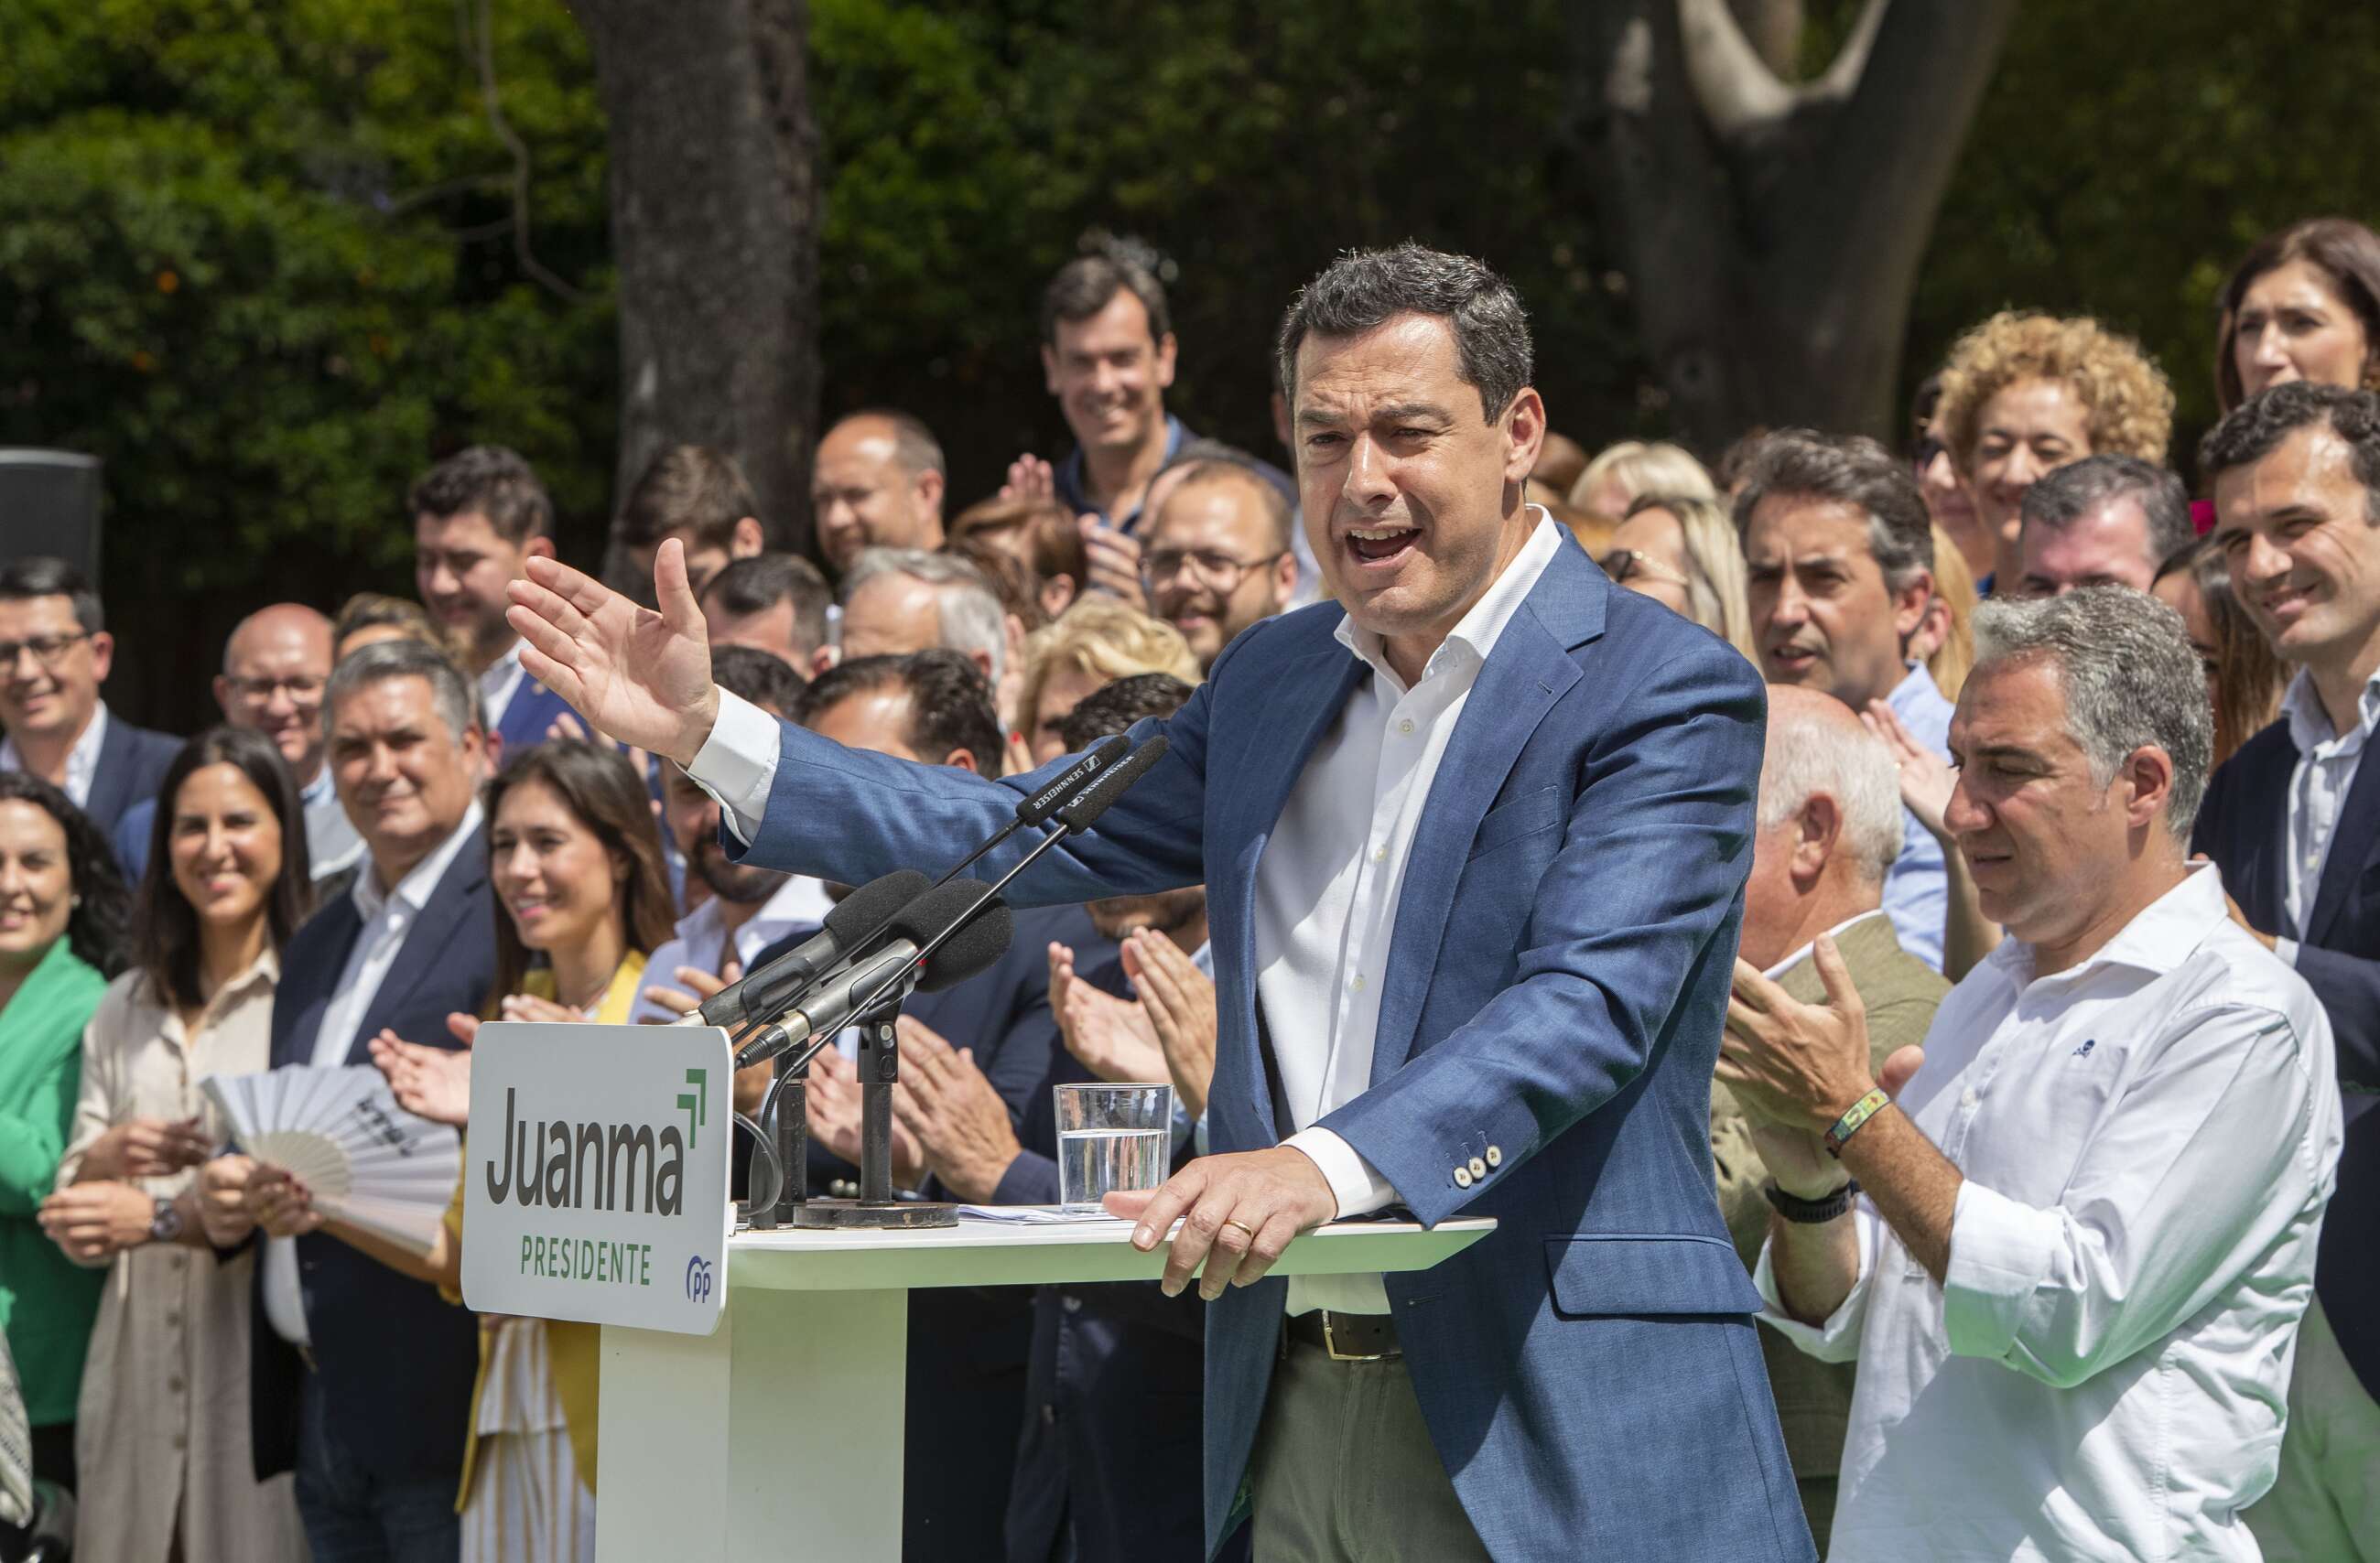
(688, 514, 1566, 1316)
(1757, 864, 2342, 1562)
(629, 871, 838, 1024)
(0, 701, 108, 810)
(479, 641, 529, 735)
(263, 803, 483, 1345)
(2273, 664, 2380, 966)
(299, 766, 365, 881)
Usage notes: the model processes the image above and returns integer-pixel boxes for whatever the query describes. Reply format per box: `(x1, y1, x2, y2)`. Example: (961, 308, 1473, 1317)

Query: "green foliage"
(7, 0, 2380, 730)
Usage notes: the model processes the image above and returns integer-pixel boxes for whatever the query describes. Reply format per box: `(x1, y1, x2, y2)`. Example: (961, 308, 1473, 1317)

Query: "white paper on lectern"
(460, 1020, 733, 1335)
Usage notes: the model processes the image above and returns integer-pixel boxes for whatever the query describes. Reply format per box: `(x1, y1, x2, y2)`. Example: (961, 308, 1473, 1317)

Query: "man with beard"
(630, 646, 828, 1038)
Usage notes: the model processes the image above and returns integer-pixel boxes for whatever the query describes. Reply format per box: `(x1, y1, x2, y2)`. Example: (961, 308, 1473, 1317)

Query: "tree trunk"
(1568, 0, 2016, 453)
(574, 0, 819, 555)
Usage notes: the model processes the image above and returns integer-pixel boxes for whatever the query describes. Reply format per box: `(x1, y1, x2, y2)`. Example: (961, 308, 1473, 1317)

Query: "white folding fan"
(202, 1064, 461, 1256)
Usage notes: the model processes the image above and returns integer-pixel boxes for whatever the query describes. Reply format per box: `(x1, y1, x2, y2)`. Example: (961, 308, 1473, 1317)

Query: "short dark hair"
(2200, 382, 2380, 525)
(615, 444, 762, 550)
(796, 649, 1004, 778)
(137, 728, 311, 1008)
(1057, 674, 1193, 750)
(2018, 454, 2194, 562)
(0, 556, 103, 634)
(0, 771, 129, 976)
(1732, 429, 1935, 590)
(407, 446, 552, 544)
(699, 554, 831, 657)
(2215, 218, 2380, 414)
(1042, 253, 1171, 348)
(828, 410, 946, 479)
(1277, 243, 1532, 421)
(709, 642, 806, 718)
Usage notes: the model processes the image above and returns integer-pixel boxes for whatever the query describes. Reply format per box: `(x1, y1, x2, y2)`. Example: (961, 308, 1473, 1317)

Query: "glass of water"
(1054, 1083, 1172, 1213)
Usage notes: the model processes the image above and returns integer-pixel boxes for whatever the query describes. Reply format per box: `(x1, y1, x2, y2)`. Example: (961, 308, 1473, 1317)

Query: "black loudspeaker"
(0, 450, 103, 578)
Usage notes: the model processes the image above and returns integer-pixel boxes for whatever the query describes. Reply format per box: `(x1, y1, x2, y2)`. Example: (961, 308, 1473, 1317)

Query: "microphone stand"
(779, 977, 957, 1230)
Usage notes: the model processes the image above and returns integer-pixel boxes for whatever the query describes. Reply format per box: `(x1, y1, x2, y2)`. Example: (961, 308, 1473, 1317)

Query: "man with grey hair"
(2011, 453, 2195, 598)
(1738, 429, 1952, 970)
(1715, 684, 1949, 1548)
(511, 239, 1815, 1562)
(200, 636, 493, 1560)
(1722, 587, 2341, 1562)
(827, 546, 1007, 687)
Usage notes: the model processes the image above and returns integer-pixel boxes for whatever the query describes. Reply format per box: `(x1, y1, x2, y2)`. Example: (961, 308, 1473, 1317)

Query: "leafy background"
(3, 0, 2375, 727)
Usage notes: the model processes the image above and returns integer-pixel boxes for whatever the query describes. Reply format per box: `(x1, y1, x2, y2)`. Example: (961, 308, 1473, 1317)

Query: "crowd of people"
(0, 215, 2375, 1563)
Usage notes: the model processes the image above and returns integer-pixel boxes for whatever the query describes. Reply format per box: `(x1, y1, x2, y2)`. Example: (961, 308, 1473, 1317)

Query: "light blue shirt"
(1881, 662, 1953, 972)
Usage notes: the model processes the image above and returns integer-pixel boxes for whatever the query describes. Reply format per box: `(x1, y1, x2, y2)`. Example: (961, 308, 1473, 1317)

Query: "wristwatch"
(149, 1195, 185, 1244)
(1763, 1177, 1859, 1224)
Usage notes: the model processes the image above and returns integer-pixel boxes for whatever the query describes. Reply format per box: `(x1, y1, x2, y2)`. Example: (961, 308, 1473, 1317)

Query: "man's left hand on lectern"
(504, 539, 719, 769)
(1109, 1147, 1338, 1301)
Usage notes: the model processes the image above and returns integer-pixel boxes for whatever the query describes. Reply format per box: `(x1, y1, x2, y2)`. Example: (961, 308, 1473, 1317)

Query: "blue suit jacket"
(2192, 719, 2380, 1400)
(726, 534, 1811, 1563)
(82, 711, 179, 857)
(492, 674, 590, 757)
(247, 837, 493, 1483)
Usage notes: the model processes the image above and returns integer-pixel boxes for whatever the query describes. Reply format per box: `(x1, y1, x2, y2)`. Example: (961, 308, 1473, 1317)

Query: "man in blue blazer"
(2195, 383, 2380, 1560)
(209, 639, 493, 1562)
(507, 244, 1811, 1561)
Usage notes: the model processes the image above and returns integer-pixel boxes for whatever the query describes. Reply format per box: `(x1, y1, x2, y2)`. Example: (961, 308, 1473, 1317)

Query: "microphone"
(1053, 734, 1167, 834)
(736, 879, 1014, 1069)
(688, 869, 928, 1030)
(925, 734, 1130, 889)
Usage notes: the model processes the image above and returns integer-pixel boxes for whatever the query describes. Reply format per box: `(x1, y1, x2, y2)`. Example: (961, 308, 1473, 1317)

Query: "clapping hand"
(805, 1049, 925, 1188)
(1717, 937, 1880, 1137)
(198, 1155, 260, 1246)
(1078, 521, 1147, 609)
(1000, 454, 1055, 503)
(369, 1019, 475, 1127)
(91, 1115, 213, 1180)
(1862, 700, 1955, 841)
(1050, 941, 1166, 1084)
(505, 538, 719, 769)
(888, 1018, 1020, 1203)
(1124, 931, 1217, 1119)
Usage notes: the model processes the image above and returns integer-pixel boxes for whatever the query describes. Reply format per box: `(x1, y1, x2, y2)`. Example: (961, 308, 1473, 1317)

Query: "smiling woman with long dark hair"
(42, 726, 310, 1562)
(0, 771, 129, 1500)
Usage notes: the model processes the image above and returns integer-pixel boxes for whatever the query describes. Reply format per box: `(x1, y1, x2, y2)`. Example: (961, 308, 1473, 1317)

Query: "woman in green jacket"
(0, 772, 129, 1494)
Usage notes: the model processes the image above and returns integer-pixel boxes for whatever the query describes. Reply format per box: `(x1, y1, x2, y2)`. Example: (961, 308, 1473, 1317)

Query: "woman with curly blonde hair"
(1933, 310, 2175, 589)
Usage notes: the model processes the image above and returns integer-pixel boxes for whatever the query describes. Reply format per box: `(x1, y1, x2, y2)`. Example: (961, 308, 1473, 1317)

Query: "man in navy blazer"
(508, 244, 1811, 1561)
(207, 639, 494, 1562)
(0, 555, 180, 860)
(2195, 383, 2380, 1560)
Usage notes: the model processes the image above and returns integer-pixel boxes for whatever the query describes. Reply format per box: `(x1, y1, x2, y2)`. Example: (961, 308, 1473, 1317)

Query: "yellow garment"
(446, 951, 648, 1506)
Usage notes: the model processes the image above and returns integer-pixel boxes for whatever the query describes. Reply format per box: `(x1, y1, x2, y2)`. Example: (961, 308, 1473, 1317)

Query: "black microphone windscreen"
(1015, 734, 1130, 825)
(916, 897, 1013, 992)
(885, 878, 998, 951)
(823, 869, 931, 941)
(1054, 735, 1168, 833)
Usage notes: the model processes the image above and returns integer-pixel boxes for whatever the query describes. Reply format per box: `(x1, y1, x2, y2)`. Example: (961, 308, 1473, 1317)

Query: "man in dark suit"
(2197, 382, 2380, 1562)
(202, 638, 493, 1562)
(508, 243, 1813, 1561)
(0, 555, 179, 854)
(763, 649, 1116, 1563)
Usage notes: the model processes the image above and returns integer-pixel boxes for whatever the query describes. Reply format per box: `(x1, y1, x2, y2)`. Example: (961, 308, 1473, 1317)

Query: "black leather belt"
(1286, 1310, 1401, 1362)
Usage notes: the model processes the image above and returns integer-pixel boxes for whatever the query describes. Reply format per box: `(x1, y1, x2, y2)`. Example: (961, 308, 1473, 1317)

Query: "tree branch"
(458, 0, 587, 303)
(1680, 0, 1793, 142)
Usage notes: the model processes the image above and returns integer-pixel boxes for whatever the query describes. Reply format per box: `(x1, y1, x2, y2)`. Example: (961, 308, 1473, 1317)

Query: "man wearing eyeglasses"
(1140, 460, 1301, 672)
(110, 604, 361, 884)
(0, 556, 179, 853)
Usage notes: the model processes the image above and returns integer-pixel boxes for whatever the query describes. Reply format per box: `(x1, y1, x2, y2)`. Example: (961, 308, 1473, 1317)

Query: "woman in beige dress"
(37, 728, 313, 1563)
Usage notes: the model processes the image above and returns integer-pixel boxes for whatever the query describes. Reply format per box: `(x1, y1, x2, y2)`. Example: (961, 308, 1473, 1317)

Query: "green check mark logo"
(676, 1068, 708, 1150)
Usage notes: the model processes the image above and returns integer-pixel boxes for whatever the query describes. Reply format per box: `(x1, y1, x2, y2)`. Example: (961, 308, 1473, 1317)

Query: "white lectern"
(593, 1216, 1494, 1561)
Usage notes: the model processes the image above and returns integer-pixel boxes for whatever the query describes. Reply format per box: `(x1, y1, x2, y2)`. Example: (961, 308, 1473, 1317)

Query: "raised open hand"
(369, 1028, 473, 1127)
(1126, 931, 1217, 1118)
(505, 539, 719, 768)
(1862, 699, 1955, 841)
(1000, 454, 1055, 503)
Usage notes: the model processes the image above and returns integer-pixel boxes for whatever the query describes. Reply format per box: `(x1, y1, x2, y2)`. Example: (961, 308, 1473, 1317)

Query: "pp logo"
(685, 1255, 714, 1305)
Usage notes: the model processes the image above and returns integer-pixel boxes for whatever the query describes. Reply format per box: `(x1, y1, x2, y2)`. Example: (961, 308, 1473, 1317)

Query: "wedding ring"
(1222, 1218, 1260, 1241)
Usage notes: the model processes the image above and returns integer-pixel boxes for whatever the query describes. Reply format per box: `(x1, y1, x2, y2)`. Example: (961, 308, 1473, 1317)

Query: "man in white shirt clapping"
(1721, 586, 2342, 1563)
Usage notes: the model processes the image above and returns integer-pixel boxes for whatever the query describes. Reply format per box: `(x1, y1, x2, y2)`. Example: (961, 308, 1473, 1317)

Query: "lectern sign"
(461, 1020, 733, 1335)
